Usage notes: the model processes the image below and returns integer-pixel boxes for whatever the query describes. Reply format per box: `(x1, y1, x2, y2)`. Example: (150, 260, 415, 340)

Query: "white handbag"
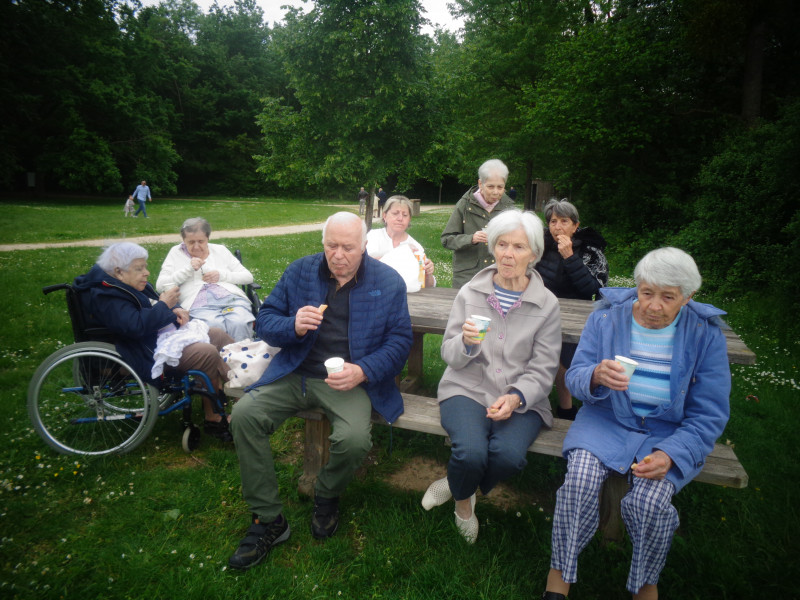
(220, 339, 280, 389)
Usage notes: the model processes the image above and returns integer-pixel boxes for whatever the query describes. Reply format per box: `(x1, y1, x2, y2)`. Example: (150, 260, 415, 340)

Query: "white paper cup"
(324, 357, 344, 375)
(470, 315, 492, 341)
(615, 355, 639, 378)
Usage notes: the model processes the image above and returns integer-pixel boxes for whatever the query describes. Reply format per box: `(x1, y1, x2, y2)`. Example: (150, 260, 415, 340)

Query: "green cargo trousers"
(230, 373, 373, 522)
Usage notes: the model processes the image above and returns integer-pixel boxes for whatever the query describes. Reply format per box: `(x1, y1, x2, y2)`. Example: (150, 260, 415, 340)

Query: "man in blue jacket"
(228, 212, 412, 571)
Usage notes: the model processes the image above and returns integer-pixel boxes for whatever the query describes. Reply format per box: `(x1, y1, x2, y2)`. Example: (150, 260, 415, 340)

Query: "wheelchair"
(28, 259, 264, 457)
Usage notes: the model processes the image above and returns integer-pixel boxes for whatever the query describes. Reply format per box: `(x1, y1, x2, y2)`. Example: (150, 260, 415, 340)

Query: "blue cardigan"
(564, 287, 731, 492)
(251, 252, 413, 423)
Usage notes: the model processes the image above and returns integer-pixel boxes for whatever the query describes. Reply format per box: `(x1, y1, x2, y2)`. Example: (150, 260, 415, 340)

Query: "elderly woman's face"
(494, 227, 535, 281)
(634, 283, 691, 329)
(478, 174, 506, 205)
(183, 231, 209, 258)
(548, 213, 579, 239)
(383, 204, 411, 236)
(116, 258, 150, 291)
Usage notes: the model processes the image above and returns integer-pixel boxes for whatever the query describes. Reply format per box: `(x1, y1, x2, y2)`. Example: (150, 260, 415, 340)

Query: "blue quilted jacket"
(251, 252, 413, 423)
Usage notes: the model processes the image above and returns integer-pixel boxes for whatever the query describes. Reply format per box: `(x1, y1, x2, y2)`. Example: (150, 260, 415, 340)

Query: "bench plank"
(379, 394, 748, 489)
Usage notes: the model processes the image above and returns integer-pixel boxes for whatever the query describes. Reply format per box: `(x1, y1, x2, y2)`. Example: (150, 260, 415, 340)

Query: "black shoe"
(228, 514, 290, 570)
(556, 406, 578, 421)
(311, 495, 340, 539)
(204, 418, 233, 442)
(542, 592, 567, 600)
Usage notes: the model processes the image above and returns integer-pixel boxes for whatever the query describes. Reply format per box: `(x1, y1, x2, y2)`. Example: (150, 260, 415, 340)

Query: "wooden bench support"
(296, 393, 749, 542)
(227, 389, 748, 541)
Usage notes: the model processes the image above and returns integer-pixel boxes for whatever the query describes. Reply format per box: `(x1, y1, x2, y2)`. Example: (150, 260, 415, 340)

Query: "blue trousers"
(134, 199, 148, 217)
(439, 395, 543, 499)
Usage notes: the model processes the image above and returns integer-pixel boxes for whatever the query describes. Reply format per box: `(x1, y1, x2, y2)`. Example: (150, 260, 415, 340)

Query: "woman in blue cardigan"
(542, 247, 731, 600)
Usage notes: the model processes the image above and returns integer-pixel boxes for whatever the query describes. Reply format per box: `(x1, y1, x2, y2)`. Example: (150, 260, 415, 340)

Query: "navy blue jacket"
(73, 264, 178, 383)
(252, 252, 413, 423)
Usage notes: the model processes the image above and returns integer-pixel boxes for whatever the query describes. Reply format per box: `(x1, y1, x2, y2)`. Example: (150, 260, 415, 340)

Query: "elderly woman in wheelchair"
(37, 242, 235, 451)
(157, 217, 257, 341)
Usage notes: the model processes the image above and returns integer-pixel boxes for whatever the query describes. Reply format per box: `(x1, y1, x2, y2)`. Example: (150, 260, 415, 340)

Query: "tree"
(254, 0, 434, 222)
(444, 0, 590, 202)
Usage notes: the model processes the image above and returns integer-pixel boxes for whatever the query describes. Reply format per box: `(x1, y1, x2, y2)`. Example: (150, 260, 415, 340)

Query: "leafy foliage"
(254, 0, 435, 194)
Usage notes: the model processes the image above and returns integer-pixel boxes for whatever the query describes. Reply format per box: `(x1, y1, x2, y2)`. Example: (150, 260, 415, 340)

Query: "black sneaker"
(228, 514, 290, 570)
(311, 496, 340, 539)
(204, 418, 233, 442)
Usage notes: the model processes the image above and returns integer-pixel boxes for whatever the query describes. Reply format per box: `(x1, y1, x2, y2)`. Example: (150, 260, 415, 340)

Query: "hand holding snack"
(294, 304, 326, 337)
(632, 451, 671, 480)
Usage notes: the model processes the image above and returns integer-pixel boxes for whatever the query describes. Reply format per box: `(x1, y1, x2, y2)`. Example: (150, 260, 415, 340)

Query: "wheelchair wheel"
(28, 345, 160, 456)
(181, 424, 202, 453)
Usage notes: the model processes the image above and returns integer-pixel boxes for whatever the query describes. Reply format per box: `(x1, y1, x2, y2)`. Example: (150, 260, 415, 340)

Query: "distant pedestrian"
(124, 195, 135, 217)
(132, 180, 152, 218)
(357, 187, 368, 216)
(375, 187, 387, 218)
(508, 186, 518, 201)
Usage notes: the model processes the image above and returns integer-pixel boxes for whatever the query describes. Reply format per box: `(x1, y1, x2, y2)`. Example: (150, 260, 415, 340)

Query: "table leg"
(399, 331, 425, 393)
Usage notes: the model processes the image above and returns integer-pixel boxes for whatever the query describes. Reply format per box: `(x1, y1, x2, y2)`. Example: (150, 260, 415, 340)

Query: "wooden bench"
(282, 392, 748, 542)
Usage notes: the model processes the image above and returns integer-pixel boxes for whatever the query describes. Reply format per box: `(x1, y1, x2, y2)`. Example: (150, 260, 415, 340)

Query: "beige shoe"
(454, 494, 478, 544)
(421, 477, 452, 510)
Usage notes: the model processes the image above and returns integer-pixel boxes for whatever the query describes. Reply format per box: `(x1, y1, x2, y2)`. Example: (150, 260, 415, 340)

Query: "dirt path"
(0, 204, 454, 252)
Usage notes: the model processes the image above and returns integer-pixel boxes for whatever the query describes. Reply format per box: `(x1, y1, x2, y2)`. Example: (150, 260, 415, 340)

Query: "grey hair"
(382, 195, 413, 218)
(180, 217, 211, 239)
(487, 209, 545, 266)
(322, 211, 368, 250)
(96, 242, 148, 274)
(544, 198, 580, 225)
(478, 159, 509, 182)
(634, 247, 702, 298)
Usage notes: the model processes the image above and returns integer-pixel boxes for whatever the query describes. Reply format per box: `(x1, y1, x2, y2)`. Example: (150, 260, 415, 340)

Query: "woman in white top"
(157, 217, 255, 341)
(366, 195, 435, 291)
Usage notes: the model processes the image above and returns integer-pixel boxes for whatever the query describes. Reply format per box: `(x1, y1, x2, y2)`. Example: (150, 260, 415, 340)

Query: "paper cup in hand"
(324, 357, 344, 375)
(615, 355, 638, 378)
(470, 315, 491, 341)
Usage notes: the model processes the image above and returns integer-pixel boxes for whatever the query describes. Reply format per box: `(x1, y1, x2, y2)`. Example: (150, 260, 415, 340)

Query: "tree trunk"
(523, 160, 534, 212)
(741, 19, 767, 126)
(366, 185, 375, 230)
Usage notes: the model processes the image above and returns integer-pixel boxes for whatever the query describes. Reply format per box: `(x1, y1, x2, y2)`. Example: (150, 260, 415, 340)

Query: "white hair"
(478, 159, 509, 182)
(96, 242, 148, 274)
(486, 209, 545, 266)
(634, 247, 702, 298)
(322, 211, 367, 250)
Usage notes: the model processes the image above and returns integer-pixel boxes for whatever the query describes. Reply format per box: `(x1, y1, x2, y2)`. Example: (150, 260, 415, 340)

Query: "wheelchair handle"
(42, 283, 70, 295)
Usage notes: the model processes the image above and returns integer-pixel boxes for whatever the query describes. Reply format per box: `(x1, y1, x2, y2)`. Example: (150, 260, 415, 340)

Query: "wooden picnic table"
(401, 286, 756, 392)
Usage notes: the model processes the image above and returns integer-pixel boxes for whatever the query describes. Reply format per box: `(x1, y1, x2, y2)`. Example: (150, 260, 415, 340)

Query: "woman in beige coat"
(422, 210, 562, 543)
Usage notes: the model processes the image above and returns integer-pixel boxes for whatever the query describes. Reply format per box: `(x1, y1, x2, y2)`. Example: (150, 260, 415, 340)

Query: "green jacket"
(440, 187, 515, 288)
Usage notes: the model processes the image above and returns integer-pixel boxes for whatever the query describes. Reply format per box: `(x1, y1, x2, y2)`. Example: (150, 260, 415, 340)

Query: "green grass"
(0, 196, 352, 244)
(1, 198, 798, 599)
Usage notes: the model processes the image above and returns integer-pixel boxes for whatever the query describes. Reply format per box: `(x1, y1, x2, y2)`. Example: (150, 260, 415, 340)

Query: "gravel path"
(0, 204, 455, 252)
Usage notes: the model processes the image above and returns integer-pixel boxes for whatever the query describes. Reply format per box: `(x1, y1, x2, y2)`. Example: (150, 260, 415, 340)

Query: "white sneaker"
(454, 494, 478, 544)
(421, 477, 452, 510)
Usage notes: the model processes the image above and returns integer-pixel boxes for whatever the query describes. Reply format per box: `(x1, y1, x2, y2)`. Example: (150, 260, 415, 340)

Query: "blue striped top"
(628, 308, 681, 417)
(494, 284, 522, 315)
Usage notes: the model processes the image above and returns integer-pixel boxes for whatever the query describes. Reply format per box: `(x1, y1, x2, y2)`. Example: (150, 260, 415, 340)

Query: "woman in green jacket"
(441, 159, 516, 288)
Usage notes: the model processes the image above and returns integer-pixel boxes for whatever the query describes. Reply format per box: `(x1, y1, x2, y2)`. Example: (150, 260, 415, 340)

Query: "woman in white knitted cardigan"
(157, 217, 255, 341)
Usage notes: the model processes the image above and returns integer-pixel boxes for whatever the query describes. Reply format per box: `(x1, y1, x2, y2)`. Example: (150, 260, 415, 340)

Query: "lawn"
(0, 197, 797, 599)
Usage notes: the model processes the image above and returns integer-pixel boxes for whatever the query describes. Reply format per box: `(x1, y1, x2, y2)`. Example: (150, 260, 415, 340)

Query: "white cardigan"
(366, 227, 426, 259)
(156, 243, 254, 310)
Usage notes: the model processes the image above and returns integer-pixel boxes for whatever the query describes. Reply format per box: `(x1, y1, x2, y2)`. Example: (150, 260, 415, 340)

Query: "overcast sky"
(138, 0, 463, 35)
